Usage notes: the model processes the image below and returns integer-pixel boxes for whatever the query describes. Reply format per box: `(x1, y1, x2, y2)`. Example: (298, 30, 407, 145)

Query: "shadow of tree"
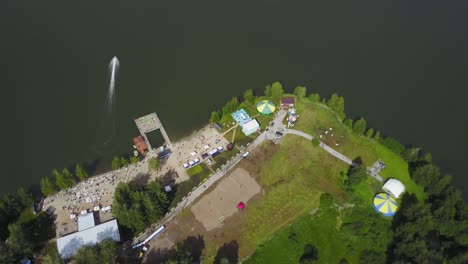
(130, 173, 151, 186)
(214, 240, 239, 264)
(145, 235, 205, 264)
(299, 243, 318, 264)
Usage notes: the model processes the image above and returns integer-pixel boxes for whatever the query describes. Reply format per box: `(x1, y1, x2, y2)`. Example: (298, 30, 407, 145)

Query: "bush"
(353, 118, 366, 135)
(308, 93, 320, 103)
(380, 137, 405, 155)
(311, 138, 321, 147)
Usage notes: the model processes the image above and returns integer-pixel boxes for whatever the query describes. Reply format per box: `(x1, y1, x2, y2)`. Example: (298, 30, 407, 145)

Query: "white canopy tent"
(382, 178, 405, 198)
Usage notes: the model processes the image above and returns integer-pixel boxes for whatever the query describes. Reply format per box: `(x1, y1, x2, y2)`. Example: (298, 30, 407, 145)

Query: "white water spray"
(106, 56, 119, 114)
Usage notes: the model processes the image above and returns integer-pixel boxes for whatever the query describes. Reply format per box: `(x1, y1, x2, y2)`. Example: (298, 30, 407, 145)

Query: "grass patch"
(17, 207, 36, 224)
(245, 200, 392, 264)
(186, 164, 203, 177)
(293, 98, 424, 201)
(237, 136, 347, 255)
(211, 150, 238, 171)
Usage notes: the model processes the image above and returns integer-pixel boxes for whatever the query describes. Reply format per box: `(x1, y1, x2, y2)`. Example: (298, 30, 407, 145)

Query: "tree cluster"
(0, 191, 54, 263)
(112, 180, 169, 234)
(387, 155, 468, 263)
(73, 239, 118, 264)
(326, 93, 345, 119)
(111, 156, 129, 170)
(40, 164, 88, 196)
(344, 158, 368, 190)
(148, 157, 161, 171)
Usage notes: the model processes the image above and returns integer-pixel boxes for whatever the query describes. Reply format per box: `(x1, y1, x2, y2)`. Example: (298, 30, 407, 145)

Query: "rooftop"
(57, 219, 120, 259)
(231, 109, 252, 126)
(281, 97, 295, 104)
(77, 212, 95, 231)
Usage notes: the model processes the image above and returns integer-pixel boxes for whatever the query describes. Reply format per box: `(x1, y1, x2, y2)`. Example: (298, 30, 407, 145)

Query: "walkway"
(285, 129, 384, 182)
(286, 129, 353, 165)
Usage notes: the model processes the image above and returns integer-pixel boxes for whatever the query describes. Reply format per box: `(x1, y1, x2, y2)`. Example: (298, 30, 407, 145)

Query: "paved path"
(285, 129, 384, 182)
(286, 129, 353, 165)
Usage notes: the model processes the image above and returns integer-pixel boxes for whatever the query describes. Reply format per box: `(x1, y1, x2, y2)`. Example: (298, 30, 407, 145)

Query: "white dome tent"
(382, 178, 405, 199)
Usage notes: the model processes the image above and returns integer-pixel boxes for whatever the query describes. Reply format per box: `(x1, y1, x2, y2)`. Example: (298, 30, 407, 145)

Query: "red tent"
(237, 202, 245, 209)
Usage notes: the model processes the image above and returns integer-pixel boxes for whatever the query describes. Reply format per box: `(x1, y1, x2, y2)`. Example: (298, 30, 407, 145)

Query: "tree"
(111, 157, 122, 170)
(99, 239, 118, 264)
(6, 223, 33, 256)
(17, 187, 34, 207)
(130, 156, 139, 164)
(343, 119, 353, 129)
(271, 81, 284, 102)
(40, 177, 55, 196)
(294, 86, 307, 99)
(308, 93, 320, 102)
(327, 93, 345, 119)
(243, 89, 255, 104)
(221, 97, 239, 116)
(381, 137, 405, 155)
(299, 244, 318, 264)
(0, 242, 14, 264)
(366, 128, 374, 138)
(359, 250, 385, 264)
(374, 130, 381, 141)
(264, 84, 271, 97)
(345, 158, 367, 189)
(75, 245, 100, 264)
(353, 118, 366, 135)
(412, 164, 441, 188)
(120, 157, 128, 168)
(210, 111, 220, 124)
(75, 164, 88, 181)
(311, 138, 320, 147)
(42, 251, 63, 264)
(149, 157, 161, 171)
(54, 169, 74, 190)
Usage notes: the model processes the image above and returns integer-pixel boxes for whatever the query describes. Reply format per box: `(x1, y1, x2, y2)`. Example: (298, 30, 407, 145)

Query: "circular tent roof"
(237, 202, 245, 209)
(256, 100, 276, 115)
(373, 192, 398, 217)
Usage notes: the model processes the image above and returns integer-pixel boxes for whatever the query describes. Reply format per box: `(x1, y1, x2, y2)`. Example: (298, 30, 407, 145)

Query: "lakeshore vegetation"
(1, 82, 467, 263)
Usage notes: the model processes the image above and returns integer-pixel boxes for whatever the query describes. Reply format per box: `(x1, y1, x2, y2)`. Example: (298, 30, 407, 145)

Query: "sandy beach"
(43, 124, 231, 237)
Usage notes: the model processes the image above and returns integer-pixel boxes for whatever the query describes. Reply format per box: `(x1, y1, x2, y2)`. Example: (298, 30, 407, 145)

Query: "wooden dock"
(134, 113, 172, 150)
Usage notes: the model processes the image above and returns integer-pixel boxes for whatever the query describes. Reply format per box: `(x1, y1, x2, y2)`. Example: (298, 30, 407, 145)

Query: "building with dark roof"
(281, 97, 295, 108)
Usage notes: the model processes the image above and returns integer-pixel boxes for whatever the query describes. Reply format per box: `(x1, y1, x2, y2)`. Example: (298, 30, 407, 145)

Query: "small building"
(231, 109, 252, 126)
(133, 135, 148, 156)
(157, 148, 172, 160)
(382, 178, 405, 199)
(281, 97, 295, 108)
(214, 123, 223, 131)
(56, 214, 121, 259)
(242, 119, 260, 136)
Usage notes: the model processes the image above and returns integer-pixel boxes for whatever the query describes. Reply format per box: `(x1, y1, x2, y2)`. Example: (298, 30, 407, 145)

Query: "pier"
(134, 113, 172, 150)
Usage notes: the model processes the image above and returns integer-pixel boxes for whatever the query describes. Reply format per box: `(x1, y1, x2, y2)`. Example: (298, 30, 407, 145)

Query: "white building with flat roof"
(57, 214, 120, 259)
(242, 119, 260, 136)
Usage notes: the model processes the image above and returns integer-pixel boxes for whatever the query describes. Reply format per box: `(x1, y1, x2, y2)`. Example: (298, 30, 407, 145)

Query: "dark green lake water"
(1, 1, 468, 197)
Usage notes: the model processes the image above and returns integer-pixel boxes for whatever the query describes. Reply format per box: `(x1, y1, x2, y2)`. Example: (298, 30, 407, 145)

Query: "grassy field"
(211, 149, 239, 171)
(186, 164, 203, 177)
(236, 136, 348, 256)
(245, 197, 393, 264)
(293, 98, 425, 201)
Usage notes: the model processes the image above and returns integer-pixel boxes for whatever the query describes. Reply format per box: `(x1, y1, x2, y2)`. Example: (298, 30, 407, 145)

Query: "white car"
(189, 160, 195, 166)
(217, 146, 224, 151)
(194, 158, 200, 163)
(204, 145, 210, 150)
(242, 152, 250, 158)
(190, 151, 197, 156)
(183, 163, 189, 169)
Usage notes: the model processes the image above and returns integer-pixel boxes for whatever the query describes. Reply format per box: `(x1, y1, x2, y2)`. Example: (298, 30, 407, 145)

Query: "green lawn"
(211, 149, 239, 171)
(293, 98, 425, 201)
(245, 198, 393, 264)
(237, 136, 347, 254)
(186, 164, 203, 177)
